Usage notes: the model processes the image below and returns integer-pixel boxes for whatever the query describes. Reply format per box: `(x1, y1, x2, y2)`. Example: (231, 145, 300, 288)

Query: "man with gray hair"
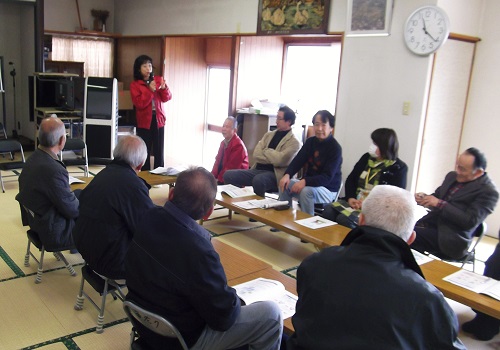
(288, 185, 465, 350)
(16, 117, 79, 252)
(73, 135, 155, 280)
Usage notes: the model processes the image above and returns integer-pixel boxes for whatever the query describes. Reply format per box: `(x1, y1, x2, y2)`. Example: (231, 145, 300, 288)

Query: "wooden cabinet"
(44, 60, 84, 76)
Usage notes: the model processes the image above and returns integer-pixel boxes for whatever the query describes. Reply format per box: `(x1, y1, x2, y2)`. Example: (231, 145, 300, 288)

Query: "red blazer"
(130, 76, 172, 129)
(211, 134, 249, 183)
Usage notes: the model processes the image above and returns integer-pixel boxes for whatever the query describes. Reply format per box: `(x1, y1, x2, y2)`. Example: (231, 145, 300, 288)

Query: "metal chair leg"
(96, 280, 110, 334)
(56, 252, 77, 276)
(35, 248, 45, 284)
(74, 272, 86, 311)
(24, 241, 31, 267)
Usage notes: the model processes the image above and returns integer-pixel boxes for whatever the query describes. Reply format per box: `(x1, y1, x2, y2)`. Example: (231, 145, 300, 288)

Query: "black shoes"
(462, 314, 500, 341)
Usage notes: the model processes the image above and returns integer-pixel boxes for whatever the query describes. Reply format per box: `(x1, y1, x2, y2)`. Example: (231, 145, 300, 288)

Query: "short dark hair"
(171, 167, 217, 220)
(312, 110, 335, 128)
(278, 106, 296, 126)
(371, 128, 399, 160)
(465, 147, 487, 170)
(133, 55, 153, 81)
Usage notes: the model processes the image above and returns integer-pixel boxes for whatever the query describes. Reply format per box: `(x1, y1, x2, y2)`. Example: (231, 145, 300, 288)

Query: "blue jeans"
(279, 179, 336, 216)
(224, 169, 278, 197)
(190, 301, 283, 350)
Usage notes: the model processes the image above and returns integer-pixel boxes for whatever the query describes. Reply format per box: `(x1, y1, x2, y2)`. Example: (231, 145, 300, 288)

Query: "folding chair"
(0, 122, 13, 159)
(24, 229, 77, 283)
(440, 222, 488, 272)
(0, 140, 25, 192)
(74, 263, 126, 333)
(60, 138, 89, 177)
(123, 299, 189, 350)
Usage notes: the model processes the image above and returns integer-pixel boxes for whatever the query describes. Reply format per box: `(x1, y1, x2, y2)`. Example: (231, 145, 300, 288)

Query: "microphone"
(147, 72, 155, 92)
(147, 72, 154, 84)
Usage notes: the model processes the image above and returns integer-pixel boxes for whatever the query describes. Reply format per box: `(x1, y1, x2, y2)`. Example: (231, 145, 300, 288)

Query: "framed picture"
(257, 0, 330, 36)
(346, 0, 394, 36)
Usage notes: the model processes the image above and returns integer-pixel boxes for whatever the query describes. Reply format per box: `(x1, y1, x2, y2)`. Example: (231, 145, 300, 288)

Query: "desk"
(421, 259, 500, 319)
(215, 193, 350, 248)
(228, 268, 297, 334)
(70, 172, 177, 191)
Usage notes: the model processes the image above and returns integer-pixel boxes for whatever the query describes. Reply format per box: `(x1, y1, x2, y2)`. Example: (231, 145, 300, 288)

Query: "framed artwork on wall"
(346, 0, 394, 36)
(257, 0, 330, 35)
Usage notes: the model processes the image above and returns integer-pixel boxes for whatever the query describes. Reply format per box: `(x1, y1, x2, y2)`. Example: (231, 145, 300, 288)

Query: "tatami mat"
(73, 322, 131, 350)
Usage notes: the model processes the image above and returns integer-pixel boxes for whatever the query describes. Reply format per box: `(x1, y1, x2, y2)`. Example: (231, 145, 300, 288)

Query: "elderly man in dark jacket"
(288, 185, 465, 350)
(73, 135, 155, 280)
(16, 117, 79, 251)
(412, 147, 498, 260)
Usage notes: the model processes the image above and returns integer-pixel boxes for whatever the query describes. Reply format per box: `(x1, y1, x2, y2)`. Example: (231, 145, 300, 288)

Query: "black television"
(35, 77, 57, 108)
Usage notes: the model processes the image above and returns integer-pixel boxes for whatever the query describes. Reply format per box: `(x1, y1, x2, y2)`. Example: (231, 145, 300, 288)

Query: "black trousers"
(137, 114, 164, 170)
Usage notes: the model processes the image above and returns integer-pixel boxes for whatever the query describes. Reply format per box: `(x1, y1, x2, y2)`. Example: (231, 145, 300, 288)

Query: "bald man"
(16, 117, 79, 251)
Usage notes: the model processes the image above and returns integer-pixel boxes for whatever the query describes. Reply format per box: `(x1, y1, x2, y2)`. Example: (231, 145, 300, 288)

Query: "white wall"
(45, 0, 115, 33)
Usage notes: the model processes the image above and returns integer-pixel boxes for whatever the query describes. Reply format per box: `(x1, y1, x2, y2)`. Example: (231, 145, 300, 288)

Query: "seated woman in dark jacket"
(321, 128, 407, 228)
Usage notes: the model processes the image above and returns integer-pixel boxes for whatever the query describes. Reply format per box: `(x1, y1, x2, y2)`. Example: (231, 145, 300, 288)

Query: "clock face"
(404, 6, 450, 56)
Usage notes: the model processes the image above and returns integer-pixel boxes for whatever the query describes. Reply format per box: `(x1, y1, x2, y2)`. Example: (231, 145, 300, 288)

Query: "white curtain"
(51, 36, 113, 77)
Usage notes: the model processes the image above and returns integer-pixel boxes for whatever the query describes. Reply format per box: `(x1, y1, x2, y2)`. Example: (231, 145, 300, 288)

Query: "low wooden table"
(215, 193, 350, 248)
(70, 171, 177, 191)
(213, 239, 271, 281)
(138, 171, 177, 187)
(421, 259, 500, 319)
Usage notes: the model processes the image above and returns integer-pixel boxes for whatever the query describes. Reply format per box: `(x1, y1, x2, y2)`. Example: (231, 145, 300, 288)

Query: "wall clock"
(404, 6, 450, 56)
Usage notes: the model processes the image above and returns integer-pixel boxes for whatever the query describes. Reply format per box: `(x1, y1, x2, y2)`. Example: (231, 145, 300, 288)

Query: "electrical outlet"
(403, 101, 410, 115)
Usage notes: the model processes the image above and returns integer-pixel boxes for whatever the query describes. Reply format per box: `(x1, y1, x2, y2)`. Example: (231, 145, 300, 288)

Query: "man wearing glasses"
(224, 106, 301, 197)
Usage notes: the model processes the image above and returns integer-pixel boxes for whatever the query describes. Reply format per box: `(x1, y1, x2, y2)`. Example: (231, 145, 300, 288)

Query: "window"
(203, 67, 231, 169)
(281, 43, 342, 126)
(51, 36, 113, 77)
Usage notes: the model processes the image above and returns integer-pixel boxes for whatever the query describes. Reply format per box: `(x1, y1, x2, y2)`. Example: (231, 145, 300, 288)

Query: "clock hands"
(421, 17, 438, 42)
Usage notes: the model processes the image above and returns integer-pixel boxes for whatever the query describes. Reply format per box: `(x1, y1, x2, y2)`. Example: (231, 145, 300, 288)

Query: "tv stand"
(34, 108, 83, 146)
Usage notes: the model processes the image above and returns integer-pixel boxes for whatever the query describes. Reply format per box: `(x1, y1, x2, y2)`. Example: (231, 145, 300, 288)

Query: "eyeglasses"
(276, 117, 285, 121)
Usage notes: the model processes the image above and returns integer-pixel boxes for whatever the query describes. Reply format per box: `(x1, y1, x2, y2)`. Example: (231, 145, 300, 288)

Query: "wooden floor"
(1, 159, 499, 349)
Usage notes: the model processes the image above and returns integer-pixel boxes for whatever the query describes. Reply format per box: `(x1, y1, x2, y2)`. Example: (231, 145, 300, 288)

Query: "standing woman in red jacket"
(130, 55, 172, 170)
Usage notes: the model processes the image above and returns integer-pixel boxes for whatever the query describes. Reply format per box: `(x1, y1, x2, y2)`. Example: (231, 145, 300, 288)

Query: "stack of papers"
(218, 184, 256, 198)
(411, 249, 434, 265)
(443, 270, 500, 300)
(233, 278, 297, 319)
(68, 175, 85, 184)
(150, 166, 185, 176)
(294, 216, 336, 229)
(233, 199, 289, 210)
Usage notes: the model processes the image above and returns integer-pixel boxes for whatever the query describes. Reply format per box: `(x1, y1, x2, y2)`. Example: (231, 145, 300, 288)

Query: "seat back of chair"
(123, 300, 189, 350)
(0, 140, 25, 161)
(63, 138, 86, 152)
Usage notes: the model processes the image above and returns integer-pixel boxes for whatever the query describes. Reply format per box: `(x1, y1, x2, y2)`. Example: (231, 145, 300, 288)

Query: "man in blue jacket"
(125, 167, 282, 349)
